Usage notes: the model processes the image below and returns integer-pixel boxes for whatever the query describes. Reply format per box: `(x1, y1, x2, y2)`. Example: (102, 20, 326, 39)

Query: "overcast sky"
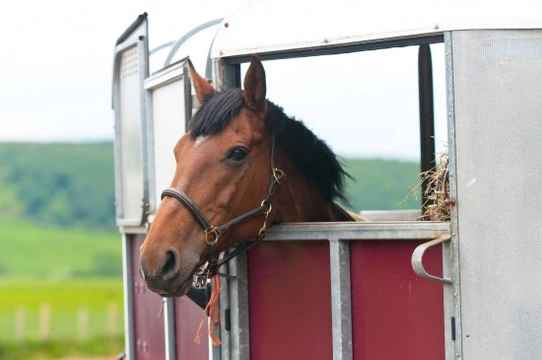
(0, 0, 244, 141)
(0, 0, 478, 159)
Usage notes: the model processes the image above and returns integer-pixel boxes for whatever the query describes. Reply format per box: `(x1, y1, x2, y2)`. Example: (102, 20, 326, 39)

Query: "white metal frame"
(211, 1, 542, 61)
(112, 15, 150, 227)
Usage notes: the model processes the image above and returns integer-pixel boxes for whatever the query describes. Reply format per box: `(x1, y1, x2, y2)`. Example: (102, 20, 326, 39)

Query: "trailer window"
(241, 44, 447, 214)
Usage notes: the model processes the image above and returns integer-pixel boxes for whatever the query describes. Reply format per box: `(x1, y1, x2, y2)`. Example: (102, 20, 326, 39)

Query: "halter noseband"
(160, 140, 285, 287)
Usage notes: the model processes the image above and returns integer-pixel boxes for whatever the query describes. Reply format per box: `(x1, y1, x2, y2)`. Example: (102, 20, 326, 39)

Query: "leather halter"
(160, 139, 285, 286)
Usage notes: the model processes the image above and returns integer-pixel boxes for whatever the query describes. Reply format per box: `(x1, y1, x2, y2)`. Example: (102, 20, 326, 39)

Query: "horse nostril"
(162, 250, 178, 280)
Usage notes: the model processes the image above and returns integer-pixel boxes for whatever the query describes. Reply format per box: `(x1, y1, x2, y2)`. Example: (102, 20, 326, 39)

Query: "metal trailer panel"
(450, 29, 542, 359)
(265, 221, 449, 240)
(113, 15, 149, 226)
(329, 239, 353, 360)
(223, 251, 250, 360)
(144, 59, 190, 214)
(211, 1, 542, 60)
(122, 234, 136, 359)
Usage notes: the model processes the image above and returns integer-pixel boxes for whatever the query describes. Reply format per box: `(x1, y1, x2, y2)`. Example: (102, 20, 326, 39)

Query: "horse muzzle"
(140, 263, 196, 297)
(139, 244, 201, 297)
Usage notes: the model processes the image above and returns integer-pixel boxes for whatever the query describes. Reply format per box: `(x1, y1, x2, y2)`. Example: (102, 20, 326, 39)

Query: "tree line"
(0, 142, 116, 230)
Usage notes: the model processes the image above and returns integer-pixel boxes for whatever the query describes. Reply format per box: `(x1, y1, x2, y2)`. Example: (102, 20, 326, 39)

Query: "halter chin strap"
(160, 139, 285, 285)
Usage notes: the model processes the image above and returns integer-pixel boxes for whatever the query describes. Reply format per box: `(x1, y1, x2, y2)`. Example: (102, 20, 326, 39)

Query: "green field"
(0, 280, 124, 360)
(0, 277, 125, 359)
(0, 278, 123, 341)
(0, 217, 121, 279)
(0, 217, 124, 359)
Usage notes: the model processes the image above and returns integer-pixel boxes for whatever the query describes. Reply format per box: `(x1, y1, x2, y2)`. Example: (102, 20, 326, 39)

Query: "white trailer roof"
(211, 0, 542, 59)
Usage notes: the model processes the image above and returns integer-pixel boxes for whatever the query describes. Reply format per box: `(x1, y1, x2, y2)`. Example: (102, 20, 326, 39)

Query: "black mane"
(189, 88, 348, 202)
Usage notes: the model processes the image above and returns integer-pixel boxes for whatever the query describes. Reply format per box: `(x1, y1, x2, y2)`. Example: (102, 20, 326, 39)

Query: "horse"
(139, 55, 361, 299)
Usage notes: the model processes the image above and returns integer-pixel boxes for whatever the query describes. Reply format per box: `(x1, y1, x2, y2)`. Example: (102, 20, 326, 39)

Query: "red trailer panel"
(350, 240, 444, 359)
(248, 241, 333, 359)
(130, 235, 166, 360)
(174, 297, 209, 358)
(246, 239, 444, 359)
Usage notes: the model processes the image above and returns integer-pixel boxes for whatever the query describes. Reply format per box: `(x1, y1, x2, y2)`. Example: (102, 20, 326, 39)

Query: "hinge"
(225, 308, 231, 332)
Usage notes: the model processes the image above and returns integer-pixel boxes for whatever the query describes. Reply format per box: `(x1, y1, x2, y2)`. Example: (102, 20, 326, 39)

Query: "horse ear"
(187, 59, 216, 104)
(243, 55, 267, 114)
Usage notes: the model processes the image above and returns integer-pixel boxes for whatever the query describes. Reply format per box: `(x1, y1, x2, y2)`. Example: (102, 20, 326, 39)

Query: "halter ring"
(272, 168, 285, 184)
(205, 227, 221, 245)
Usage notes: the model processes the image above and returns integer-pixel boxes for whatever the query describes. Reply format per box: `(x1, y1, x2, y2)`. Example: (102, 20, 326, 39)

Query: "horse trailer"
(112, 5, 542, 359)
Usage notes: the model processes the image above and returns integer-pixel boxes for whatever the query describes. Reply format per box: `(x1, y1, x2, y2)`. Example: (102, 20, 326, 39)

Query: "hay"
(414, 152, 454, 221)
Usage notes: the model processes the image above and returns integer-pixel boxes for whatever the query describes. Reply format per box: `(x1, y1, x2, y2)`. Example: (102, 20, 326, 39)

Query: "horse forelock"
(189, 88, 245, 138)
(188, 87, 348, 203)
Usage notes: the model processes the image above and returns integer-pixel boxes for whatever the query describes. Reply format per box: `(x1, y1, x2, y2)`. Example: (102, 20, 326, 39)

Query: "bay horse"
(140, 55, 360, 299)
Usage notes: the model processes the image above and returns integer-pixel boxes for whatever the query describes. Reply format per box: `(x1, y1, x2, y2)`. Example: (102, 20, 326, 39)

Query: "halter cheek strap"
(161, 188, 213, 234)
(161, 168, 284, 278)
(161, 187, 274, 244)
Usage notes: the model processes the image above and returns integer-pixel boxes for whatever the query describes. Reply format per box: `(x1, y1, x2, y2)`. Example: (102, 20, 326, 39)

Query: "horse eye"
(227, 147, 248, 161)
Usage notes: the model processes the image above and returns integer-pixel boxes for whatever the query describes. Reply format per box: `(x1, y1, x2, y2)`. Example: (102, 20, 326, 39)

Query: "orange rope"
(194, 276, 222, 345)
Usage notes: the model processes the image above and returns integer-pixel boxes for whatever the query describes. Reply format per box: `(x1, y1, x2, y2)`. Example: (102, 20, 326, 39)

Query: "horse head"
(140, 56, 355, 297)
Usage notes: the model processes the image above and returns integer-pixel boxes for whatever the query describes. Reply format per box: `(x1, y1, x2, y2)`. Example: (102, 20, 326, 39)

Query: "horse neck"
(273, 151, 350, 223)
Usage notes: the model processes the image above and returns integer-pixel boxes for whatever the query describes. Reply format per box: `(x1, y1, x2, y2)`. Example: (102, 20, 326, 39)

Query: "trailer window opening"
(240, 44, 447, 215)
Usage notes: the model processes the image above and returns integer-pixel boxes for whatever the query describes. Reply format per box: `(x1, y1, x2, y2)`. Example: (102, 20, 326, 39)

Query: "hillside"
(0, 142, 421, 231)
(0, 216, 121, 278)
(342, 158, 420, 212)
(0, 142, 115, 229)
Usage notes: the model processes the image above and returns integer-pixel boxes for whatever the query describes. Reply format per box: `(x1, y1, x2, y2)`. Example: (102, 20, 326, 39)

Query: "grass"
(0, 217, 121, 278)
(0, 278, 125, 359)
(0, 217, 125, 358)
(0, 278, 124, 340)
(0, 336, 124, 360)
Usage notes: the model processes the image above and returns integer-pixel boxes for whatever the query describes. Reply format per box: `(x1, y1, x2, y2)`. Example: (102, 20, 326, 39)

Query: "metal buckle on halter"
(205, 226, 221, 245)
(192, 271, 209, 289)
(272, 168, 285, 183)
(258, 202, 272, 237)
